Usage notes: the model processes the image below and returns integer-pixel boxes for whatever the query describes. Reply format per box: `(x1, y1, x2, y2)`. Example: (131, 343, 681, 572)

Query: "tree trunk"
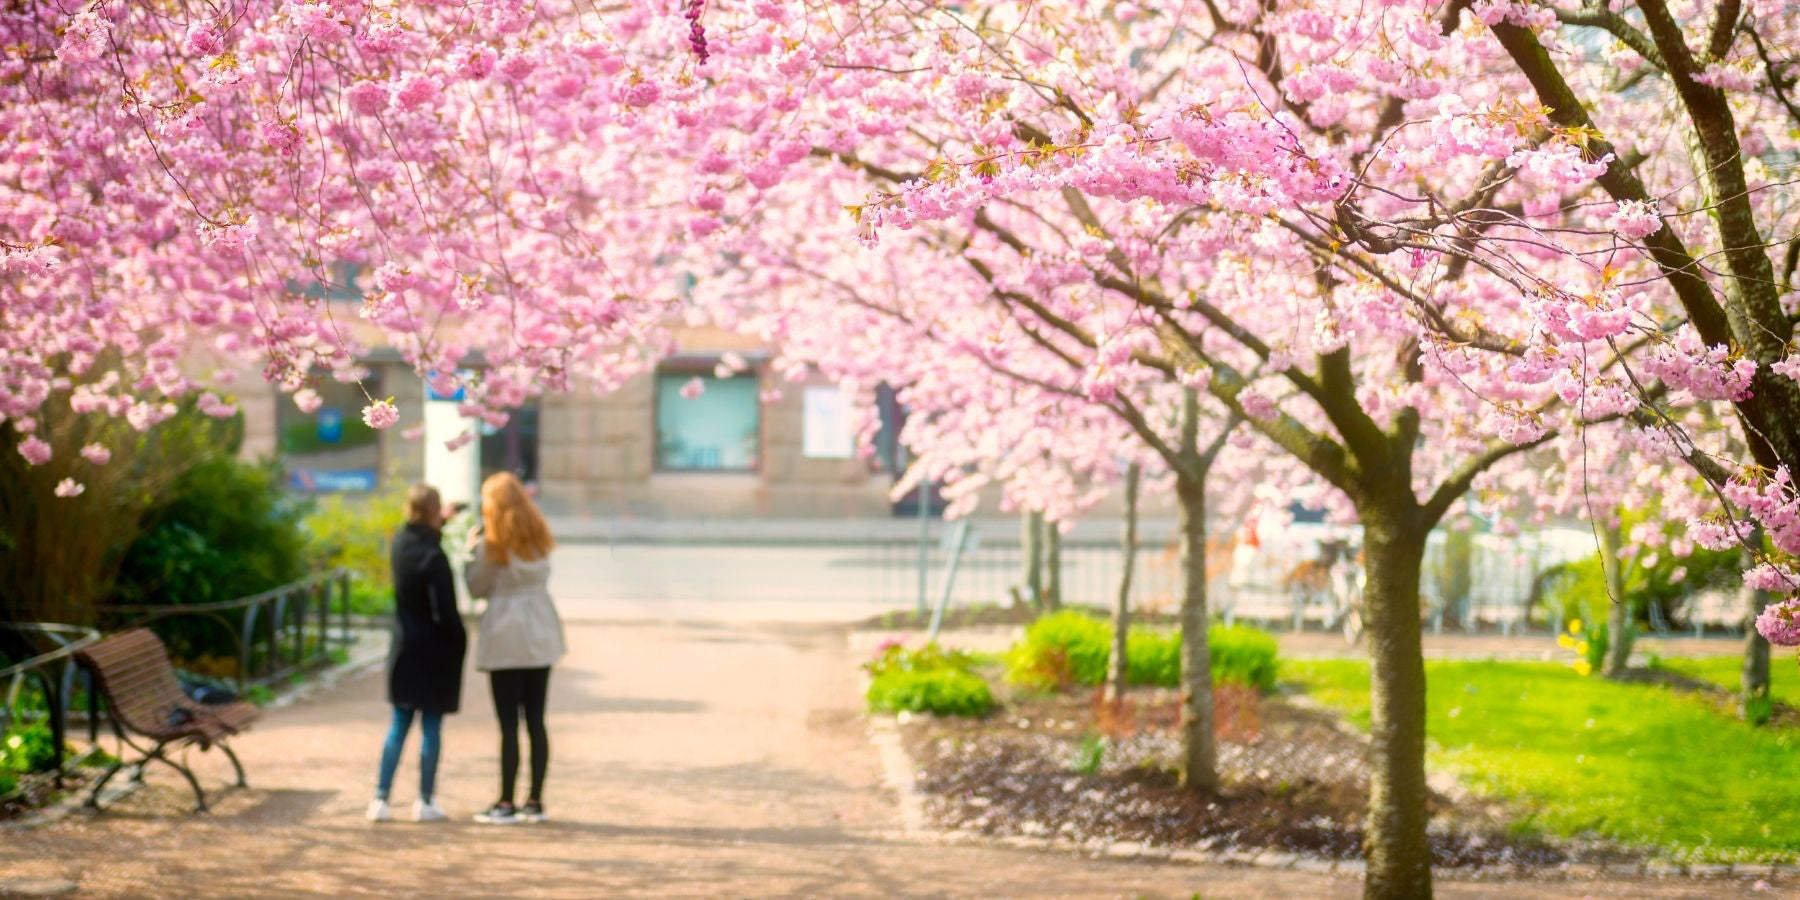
(1175, 473, 1217, 794)
(1744, 586, 1772, 722)
(1600, 519, 1633, 677)
(1360, 513, 1432, 900)
(1022, 510, 1044, 613)
(1045, 521, 1063, 611)
(1110, 463, 1141, 705)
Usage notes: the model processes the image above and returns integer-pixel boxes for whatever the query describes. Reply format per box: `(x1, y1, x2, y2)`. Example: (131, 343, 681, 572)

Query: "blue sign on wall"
(288, 468, 378, 492)
(426, 370, 468, 403)
(316, 407, 344, 444)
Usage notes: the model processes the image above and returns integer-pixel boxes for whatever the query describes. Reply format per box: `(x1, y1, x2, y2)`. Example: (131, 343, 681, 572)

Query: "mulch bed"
(897, 686, 1637, 870)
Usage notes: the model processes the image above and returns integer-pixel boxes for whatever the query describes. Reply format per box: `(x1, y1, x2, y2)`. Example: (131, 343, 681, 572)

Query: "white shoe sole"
(474, 815, 519, 825)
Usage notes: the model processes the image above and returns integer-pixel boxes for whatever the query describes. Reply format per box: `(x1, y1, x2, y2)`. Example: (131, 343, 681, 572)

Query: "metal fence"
(861, 521, 1750, 636)
(102, 568, 355, 692)
(0, 623, 102, 789)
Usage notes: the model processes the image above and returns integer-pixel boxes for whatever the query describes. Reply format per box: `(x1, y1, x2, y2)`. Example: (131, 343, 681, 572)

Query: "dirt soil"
(901, 687, 1631, 869)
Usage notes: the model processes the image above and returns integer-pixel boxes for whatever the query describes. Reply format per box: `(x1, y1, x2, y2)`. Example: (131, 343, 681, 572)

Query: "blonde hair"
(404, 484, 441, 525)
(480, 472, 553, 565)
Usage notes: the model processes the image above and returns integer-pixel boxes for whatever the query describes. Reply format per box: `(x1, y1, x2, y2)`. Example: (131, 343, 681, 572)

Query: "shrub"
(1125, 629, 1180, 687)
(2, 723, 60, 774)
(302, 483, 408, 614)
(1005, 610, 1111, 690)
(1009, 615, 1280, 694)
(111, 455, 314, 664)
(1209, 624, 1281, 693)
(866, 643, 995, 717)
(113, 456, 312, 608)
(0, 396, 242, 624)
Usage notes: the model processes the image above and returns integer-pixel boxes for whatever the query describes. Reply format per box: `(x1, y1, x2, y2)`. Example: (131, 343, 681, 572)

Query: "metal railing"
(102, 568, 355, 692)
(862, 523, 1745, 637)
(0, 623, 102, 790)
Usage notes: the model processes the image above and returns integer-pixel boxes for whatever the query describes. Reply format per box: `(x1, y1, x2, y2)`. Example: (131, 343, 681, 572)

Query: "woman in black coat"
(367, 484, 467, 823)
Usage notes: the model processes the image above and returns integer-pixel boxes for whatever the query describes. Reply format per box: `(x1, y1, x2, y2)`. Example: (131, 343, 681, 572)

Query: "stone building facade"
(242, 325, 900, 519)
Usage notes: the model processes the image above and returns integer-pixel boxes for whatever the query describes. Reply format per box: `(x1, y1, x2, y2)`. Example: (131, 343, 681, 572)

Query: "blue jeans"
(376, 706, 442, 803)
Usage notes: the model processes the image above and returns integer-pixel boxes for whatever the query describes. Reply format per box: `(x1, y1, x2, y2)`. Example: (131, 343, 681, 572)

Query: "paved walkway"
(0, 620, 1737, 898)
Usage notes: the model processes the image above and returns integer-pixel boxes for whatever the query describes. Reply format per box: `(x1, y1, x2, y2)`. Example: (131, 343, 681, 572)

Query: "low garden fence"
(101, 568, 355, 693)
(0, 622, 102, 789)
(862, 524, 1751, 637)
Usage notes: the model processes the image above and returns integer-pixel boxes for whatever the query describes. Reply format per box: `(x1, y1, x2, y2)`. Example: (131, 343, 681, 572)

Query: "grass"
(1651, 654, 1800, 709)
(1285, 658, 1800, 862)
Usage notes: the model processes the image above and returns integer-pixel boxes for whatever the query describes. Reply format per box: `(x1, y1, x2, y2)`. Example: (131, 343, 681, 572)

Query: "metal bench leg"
(219, 741, 248, 788)
(145, 745, 209, 813)
(85, 759, 125, 809)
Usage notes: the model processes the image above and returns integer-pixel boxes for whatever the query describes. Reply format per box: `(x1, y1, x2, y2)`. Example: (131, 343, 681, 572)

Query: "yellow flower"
(1576, 641, 1589, 655)
(1569, 618, 1583, 634)
(1556, 634, 1577, 650)
(1573, 660, 1593, 677)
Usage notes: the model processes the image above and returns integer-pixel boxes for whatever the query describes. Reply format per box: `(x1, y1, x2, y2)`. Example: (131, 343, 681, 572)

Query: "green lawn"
(1651, 654, 1800, 709)
(1285, 659, 1800, 862)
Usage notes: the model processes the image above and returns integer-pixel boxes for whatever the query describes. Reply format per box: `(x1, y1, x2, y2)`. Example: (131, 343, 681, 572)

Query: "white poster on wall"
(802, 386, 854, 459)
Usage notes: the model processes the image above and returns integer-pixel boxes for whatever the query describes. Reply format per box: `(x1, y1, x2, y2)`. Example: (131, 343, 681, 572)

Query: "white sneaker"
(414, 800, 447, 822)
(366, 799, 391, 822)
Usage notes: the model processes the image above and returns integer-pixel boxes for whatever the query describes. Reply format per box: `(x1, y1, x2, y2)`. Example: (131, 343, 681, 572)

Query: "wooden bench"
(75, 628, 260, 812)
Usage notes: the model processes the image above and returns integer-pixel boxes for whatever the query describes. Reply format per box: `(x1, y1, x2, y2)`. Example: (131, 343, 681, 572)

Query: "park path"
(0, 618, 1734, 898)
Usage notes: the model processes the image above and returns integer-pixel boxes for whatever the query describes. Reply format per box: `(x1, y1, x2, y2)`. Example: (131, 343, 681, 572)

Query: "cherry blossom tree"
(653, 2, 1792, 895)
(3, 0, 697, 483)
(13, 2, 1800, 896)
(695, 198, 1270, 790)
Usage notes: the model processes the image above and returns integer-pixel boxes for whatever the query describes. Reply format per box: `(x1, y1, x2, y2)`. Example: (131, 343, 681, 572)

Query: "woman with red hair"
(464, 471, 565, 825)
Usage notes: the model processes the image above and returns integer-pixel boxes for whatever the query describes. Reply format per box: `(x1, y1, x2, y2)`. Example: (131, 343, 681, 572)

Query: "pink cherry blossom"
(362, 400, 400, 430)
(1606, 200, 1663, 241)
(17, 437, 51, 466)
(1756, 597, 1800, 646)
(53, 478, 85, 498)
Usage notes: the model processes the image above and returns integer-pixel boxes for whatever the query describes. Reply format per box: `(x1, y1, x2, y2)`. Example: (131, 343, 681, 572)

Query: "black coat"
(386, 523, 467, 713)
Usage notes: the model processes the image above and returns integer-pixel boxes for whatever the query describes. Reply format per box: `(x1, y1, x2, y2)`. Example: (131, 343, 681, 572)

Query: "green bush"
(344, 576, 394, 616)
(865, 643, 995, 717)
(1125, 629, 1180, 687)
(1546, 506, 1743, 630)
(302, 483, 407, 613)
(1008, 614, 1280, 694)
(1005, 610, 1111, 690)
(0, 772, 15, 797)
(0, 395, 242, 624)
(3, 723, 60, 774)
(113, 456, 312, 608)
(1209, 624, 1280, 693)
(111, 455, 314, 663)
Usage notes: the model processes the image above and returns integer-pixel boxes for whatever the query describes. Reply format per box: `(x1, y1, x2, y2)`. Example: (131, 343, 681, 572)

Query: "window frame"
(651, 359, 764, 474)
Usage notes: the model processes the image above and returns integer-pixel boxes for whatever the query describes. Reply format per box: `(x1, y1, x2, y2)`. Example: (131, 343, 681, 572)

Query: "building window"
(279, 373, 383, 492)
(801, 385, 855, 459)
(655, 370, 760, 471)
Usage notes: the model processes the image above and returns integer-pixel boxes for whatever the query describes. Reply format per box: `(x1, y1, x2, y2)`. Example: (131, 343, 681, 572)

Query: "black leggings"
(489, 667, 550, 805)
